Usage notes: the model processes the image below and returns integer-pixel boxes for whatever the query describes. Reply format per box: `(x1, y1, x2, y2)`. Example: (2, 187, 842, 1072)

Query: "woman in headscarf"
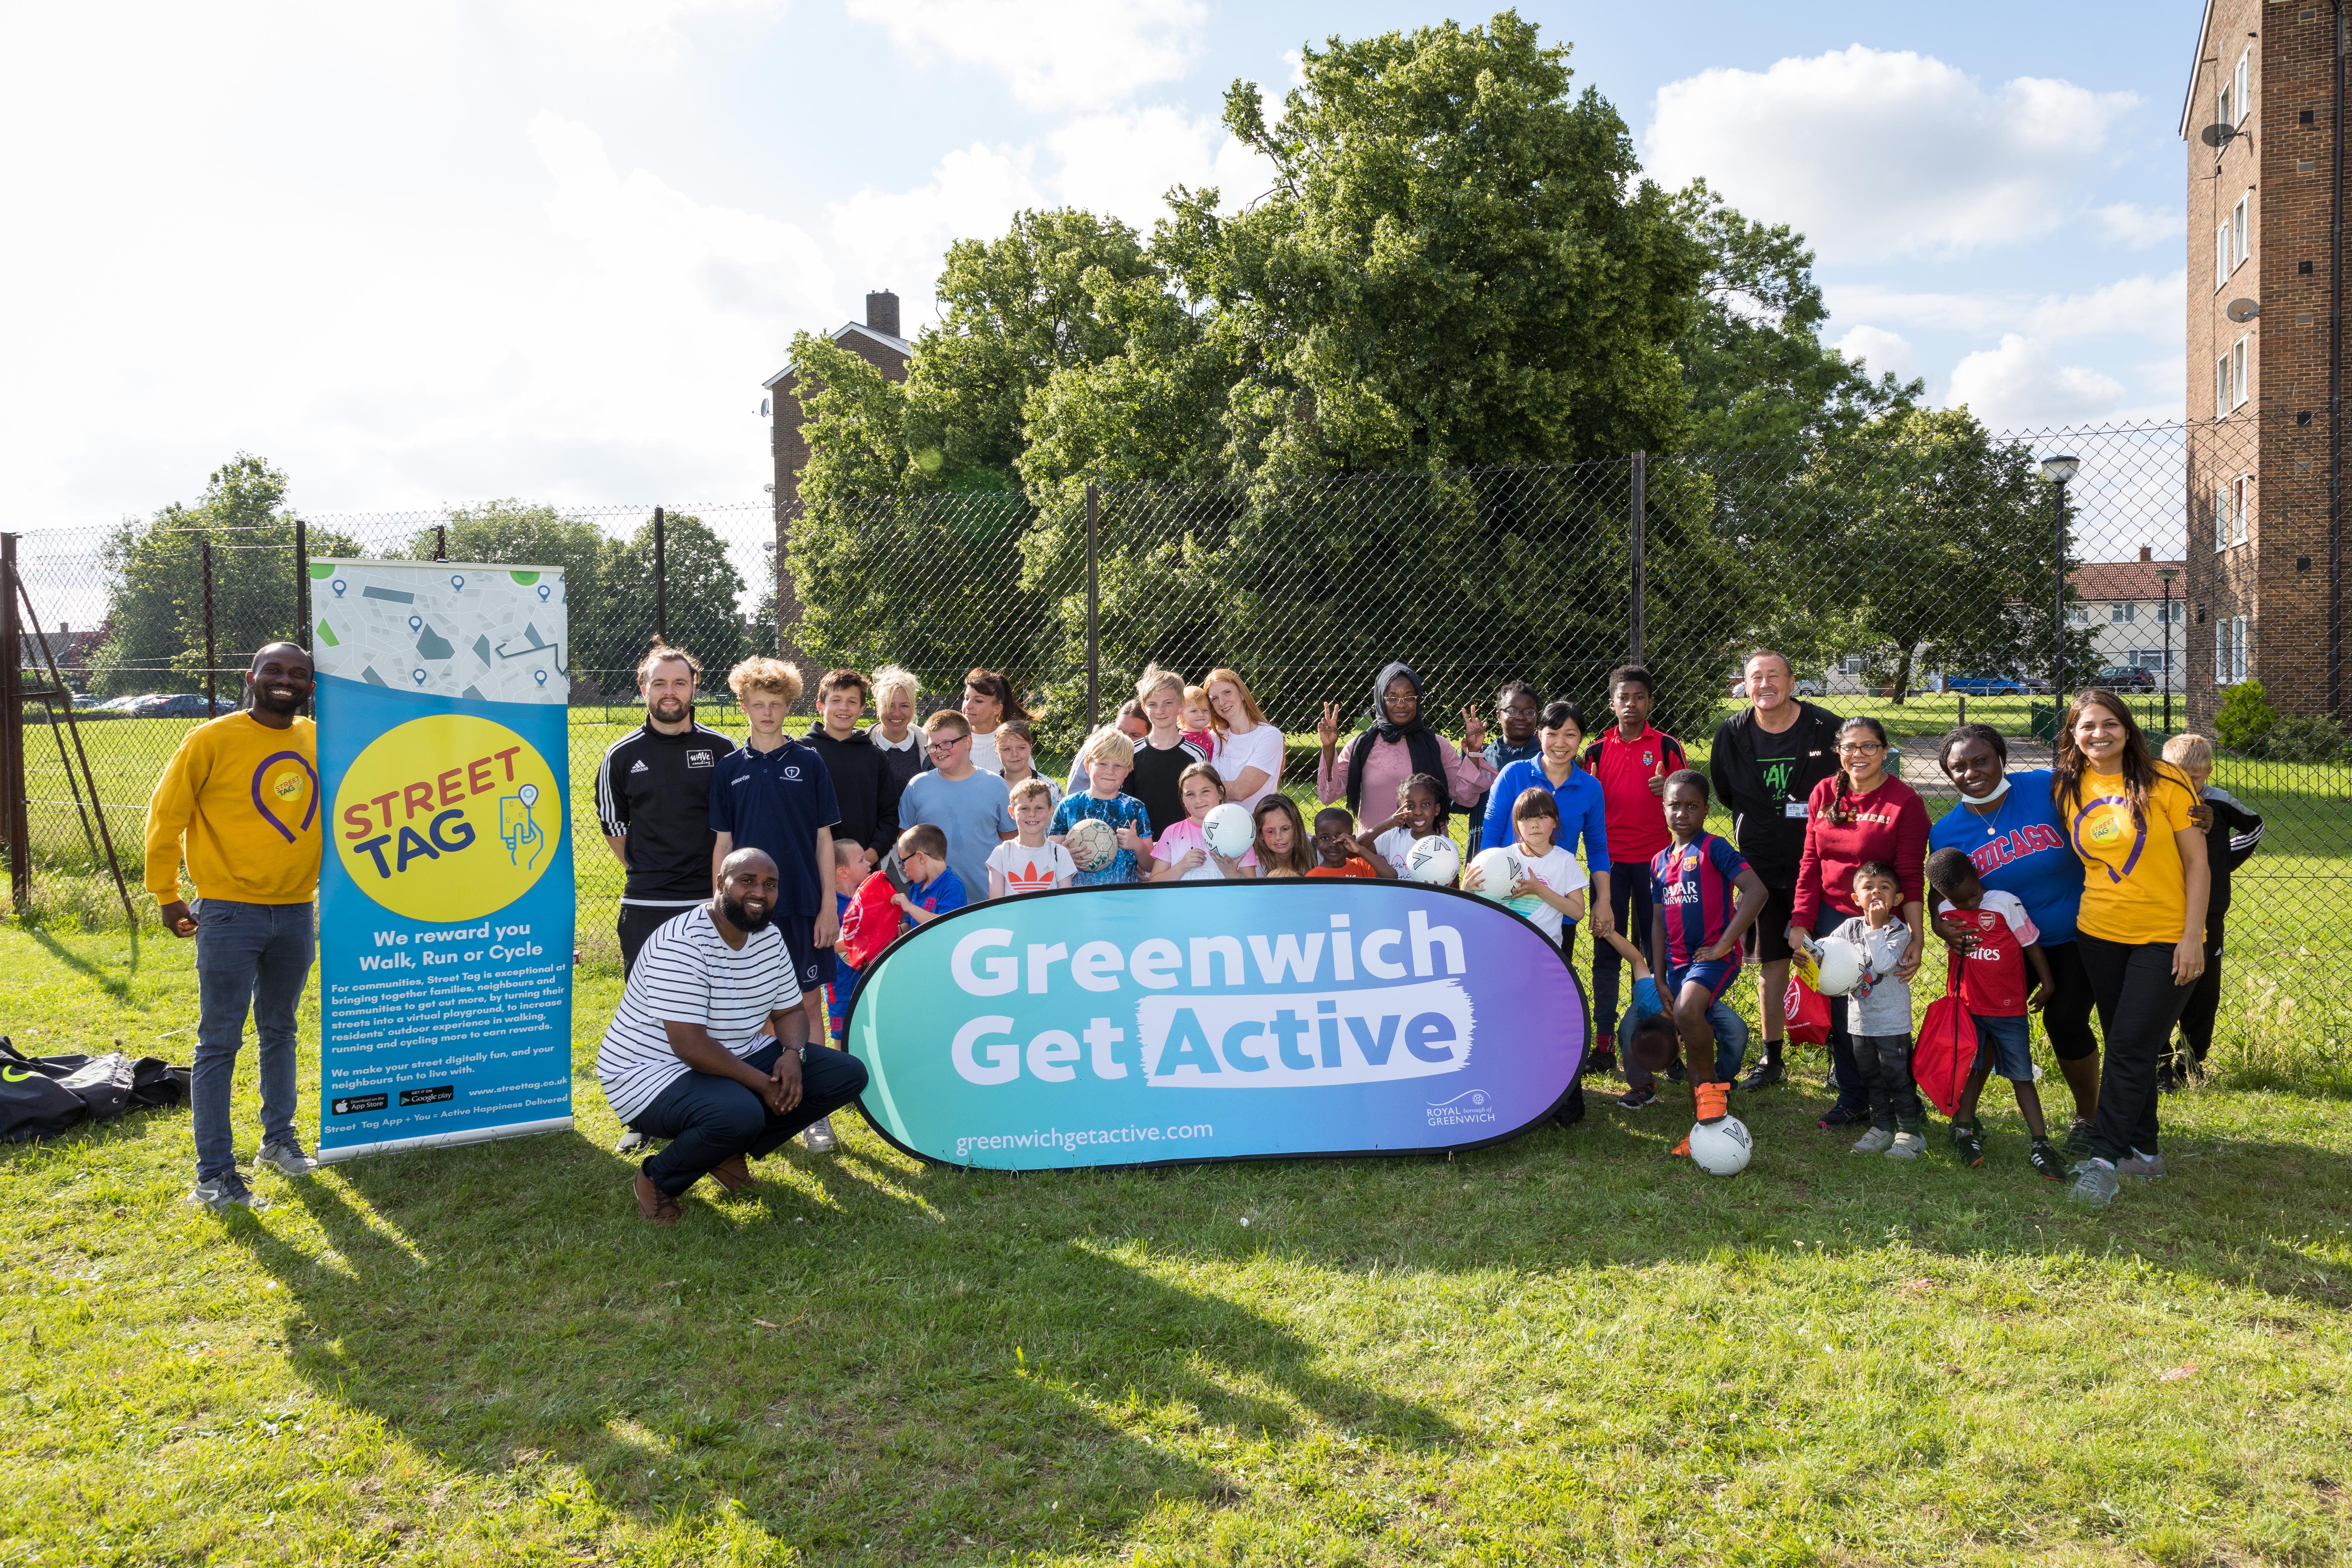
(1315, 662, 1495, 829)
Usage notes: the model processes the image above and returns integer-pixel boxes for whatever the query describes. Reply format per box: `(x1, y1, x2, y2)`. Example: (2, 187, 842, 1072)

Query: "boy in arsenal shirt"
(1928, 847, 2064, 1181)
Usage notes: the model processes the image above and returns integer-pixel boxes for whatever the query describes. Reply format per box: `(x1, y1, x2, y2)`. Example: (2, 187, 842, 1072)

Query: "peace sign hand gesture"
(1461, 706, 1488, 752)
(1318, 702, 1342, 753)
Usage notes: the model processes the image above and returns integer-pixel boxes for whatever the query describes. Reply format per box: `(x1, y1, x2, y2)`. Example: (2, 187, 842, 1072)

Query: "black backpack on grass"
(0, 1036, 189, 1143)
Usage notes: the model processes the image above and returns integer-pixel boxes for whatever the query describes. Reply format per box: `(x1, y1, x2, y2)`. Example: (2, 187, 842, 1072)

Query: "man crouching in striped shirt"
(596, 847, 870, 1224)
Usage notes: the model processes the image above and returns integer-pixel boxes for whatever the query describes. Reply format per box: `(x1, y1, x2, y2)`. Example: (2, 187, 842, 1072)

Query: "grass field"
(5, 920, 2352, 1566)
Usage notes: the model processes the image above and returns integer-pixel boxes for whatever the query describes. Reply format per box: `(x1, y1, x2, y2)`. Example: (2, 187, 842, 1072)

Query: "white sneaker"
(254, 1141, 319, 1178)
(1850, 1126, 1895, 1155)
(801, 1116, 839, 1153)
(1886, 1130, 1926, 1161)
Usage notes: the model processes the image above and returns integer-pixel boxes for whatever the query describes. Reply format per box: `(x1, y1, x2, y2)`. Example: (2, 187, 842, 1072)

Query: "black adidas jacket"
(595, 721, 731, 902)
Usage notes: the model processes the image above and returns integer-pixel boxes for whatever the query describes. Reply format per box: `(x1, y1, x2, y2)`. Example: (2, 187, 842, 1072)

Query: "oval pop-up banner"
(842, 880, 1586, 1171)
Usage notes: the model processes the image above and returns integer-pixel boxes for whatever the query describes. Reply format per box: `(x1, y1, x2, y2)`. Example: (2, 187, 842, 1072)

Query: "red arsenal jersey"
(1936, 889, 2040, 1017)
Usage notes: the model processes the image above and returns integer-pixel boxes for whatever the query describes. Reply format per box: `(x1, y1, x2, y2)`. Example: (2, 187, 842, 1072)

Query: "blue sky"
(0, 1, 2193, 525)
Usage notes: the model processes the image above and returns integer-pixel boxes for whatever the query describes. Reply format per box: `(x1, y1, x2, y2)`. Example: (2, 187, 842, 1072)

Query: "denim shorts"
(1970, 1012, 2034, 1082)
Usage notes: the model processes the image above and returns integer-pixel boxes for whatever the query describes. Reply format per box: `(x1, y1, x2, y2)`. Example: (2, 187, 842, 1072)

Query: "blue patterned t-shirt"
(1050, 791, 1151, 885)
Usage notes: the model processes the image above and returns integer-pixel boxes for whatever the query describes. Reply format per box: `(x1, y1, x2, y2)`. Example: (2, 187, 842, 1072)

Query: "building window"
(2215, 482, 2230, 550)
(2232, 337, 2249, 410)
(2236, 48, 2251, 126)
(2233, 474, 2250, 543)
(2067, 605, 2091, 627)
(2110, 602, 2137, 624)
(2216, 615, 2250, 685)
(2130, 649, 2170, 672)
(2233, 191, 2251, 268)
(2215, 355, 2229, 417)
(1839, 655, 1864, 675)
(2220, 73, 2234, 130)
(2160, 598, 2184, 624)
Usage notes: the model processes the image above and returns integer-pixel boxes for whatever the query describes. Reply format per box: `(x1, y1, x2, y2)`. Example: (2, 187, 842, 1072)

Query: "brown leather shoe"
(709, 1153, 754, 1193)
(634, 1170, 682, 1225)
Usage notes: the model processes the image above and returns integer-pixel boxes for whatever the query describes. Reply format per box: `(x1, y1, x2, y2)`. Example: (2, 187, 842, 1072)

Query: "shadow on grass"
(22, 922, 142, 1003)
(220, 1129, 1457, 1559)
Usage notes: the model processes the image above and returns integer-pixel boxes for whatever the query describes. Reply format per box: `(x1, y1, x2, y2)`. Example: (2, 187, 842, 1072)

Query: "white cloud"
(511, 0, 786, 45)
(1946, 334, 2126, 431)
(827, 143, 1044, 315)
(843, 0, 1206, 111)
(1831, 325, 1918, 386)
(1825, 273, 2183, 342)
(1048, 107, 1274, 227)
(2093, 201, 2177, 249)
(1644, 47, 2135, 260)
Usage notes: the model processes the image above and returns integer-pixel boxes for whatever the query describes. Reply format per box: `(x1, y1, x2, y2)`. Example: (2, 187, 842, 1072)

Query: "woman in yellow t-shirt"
(2052, 689, 2209, 1207)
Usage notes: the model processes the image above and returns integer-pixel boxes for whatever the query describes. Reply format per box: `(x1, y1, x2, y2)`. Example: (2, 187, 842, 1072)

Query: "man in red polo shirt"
(1583, 665, 1687, 1060)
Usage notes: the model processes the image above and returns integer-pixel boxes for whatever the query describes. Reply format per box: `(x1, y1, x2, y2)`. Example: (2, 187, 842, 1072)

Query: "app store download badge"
(331, 712, 562, 923)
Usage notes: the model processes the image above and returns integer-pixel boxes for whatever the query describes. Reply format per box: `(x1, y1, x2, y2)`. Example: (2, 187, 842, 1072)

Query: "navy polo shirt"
(709, 737, 841, 917)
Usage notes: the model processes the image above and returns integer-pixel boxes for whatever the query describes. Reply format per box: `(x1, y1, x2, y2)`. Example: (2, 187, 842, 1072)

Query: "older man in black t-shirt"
(1708, 649, 1842, 1089)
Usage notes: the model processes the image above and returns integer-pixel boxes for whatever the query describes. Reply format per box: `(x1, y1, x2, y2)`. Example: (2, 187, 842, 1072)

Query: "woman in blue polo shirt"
(1481, 701, 1612, 975)
(1929, 722, 2102, 1162)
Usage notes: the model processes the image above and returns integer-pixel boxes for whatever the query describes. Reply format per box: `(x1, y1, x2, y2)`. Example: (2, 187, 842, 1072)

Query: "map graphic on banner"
(310, 559, 575, 1163)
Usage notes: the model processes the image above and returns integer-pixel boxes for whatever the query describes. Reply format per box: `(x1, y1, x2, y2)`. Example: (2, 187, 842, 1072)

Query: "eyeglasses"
(1838, 741, 1885, 755)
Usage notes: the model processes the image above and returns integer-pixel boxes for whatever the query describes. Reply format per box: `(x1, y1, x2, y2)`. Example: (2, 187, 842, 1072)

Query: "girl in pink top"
(1315, 661, 1494, 829)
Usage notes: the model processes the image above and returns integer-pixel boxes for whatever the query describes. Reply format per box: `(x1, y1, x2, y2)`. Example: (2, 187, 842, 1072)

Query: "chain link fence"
(5, 415, 2345, 1048)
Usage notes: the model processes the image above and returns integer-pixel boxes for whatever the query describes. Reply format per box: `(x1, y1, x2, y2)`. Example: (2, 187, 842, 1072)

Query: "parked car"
(2095, 666, 2157, 693)
(1793, 678, 1824, 697)
(1946, 673, 2028, 695)
(120, 693, 218, 718)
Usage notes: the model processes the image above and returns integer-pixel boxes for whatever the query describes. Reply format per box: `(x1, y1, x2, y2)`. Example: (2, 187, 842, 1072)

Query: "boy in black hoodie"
(806, 669, 902, 872)
(1707, 650, 1842, 1092)
(2160, 733, 2263, 1086)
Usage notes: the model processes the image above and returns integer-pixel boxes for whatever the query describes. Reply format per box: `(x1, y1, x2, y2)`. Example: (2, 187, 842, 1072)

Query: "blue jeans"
(1619, 995, 1749, 1089)
(636, 1040, 870, 1196)
(1591, 872, 1656, 1037)
(192, 899, 315, 1181)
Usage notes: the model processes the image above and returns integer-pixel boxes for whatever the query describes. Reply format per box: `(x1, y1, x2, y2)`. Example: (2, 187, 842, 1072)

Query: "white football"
(1808, 935, 1865, 997)
(1689, 1115, 1753, 1177)
(1063, 816, 1118, 873)
(1403, 835, 1461, 884)
(1466, 846, 1525, 902)
(1203, 802, 1255, 859)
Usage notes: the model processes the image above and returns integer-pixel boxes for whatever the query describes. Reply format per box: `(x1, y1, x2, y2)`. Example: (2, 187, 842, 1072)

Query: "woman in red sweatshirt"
(1786, 715, 1930, 1128)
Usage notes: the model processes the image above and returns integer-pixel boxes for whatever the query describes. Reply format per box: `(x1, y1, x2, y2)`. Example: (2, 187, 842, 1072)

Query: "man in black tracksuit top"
(597, 647, 735, 972)
(1708, 650, 1843, 1088)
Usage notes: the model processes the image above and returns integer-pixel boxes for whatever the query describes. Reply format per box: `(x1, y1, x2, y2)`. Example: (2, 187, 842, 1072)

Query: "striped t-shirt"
(595, 906, 803, 1124)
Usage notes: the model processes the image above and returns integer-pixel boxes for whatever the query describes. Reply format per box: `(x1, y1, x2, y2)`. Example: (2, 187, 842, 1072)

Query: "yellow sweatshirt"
(143, 713, 322, 905)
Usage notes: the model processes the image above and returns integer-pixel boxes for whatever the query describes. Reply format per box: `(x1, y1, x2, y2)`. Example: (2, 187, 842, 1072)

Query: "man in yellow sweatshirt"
(145, 642, 323, 1211)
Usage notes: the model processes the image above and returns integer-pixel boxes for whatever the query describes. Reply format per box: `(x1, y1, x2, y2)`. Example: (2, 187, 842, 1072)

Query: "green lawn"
(4, 921, 2352, 1566)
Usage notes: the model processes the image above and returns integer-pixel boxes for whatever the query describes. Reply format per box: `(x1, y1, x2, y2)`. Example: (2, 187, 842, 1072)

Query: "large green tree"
(599, 511, 751, 688)
(88, 455, 356, 698)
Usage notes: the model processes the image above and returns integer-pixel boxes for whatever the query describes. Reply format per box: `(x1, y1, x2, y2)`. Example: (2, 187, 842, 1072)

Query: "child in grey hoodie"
(1830, 861, 1921, 1158)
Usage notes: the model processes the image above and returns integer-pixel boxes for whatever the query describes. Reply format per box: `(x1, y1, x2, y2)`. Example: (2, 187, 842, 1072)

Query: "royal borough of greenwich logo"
(332, 713, 562, 922)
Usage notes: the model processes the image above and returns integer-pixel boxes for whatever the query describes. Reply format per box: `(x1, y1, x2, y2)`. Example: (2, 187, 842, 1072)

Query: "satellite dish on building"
(760, 397, 770, 416)
(2227, 297, 2261, 323)
(2200, 122, 2240, 149)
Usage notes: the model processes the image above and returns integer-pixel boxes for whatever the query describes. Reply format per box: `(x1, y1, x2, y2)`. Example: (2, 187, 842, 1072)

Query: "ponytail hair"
(1829, 715, 1889, 825)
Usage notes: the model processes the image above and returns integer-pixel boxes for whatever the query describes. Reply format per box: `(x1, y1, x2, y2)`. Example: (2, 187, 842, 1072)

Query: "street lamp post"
(2157, 565, 2180, 734)
(2040, 455, 2080, 705)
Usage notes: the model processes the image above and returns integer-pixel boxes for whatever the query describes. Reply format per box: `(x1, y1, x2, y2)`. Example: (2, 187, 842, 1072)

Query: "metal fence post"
(1, 533, 26, 908)
(1628, 450, 1647, 665)
(202, 533, 217, 718)
(294, 515, 309, 653)
(654, 505, 668, 644)
(2050, 477, 2070, 700)
(434, 524, 447, 562)
(1085, 482, 1100, 731)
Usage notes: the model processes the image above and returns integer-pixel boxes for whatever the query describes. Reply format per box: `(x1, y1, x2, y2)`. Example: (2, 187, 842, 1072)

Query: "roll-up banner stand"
(844, 881, 1586, 1171)
(310, 560, 575, 1162)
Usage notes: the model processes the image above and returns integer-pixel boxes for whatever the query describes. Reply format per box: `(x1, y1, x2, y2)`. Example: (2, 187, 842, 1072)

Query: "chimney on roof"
(865, 290, 900, 340)
(2138, 545, 2152, 563)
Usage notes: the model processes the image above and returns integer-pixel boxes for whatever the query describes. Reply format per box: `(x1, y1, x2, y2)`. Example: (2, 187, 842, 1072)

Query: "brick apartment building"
(2183, 0, 2347, 724)
(762, 290, 912, 650)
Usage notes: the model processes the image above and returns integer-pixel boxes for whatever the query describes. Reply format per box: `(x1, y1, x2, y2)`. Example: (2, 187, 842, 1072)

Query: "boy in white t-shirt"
(1151, 762, 1259, 881)
(988, 775, 1076, 898)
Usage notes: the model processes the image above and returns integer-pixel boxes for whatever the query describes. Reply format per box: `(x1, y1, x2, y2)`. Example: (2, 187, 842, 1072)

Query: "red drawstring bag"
(1913, 952, 1979, 1118)
(1783, 972, 1833, 1045)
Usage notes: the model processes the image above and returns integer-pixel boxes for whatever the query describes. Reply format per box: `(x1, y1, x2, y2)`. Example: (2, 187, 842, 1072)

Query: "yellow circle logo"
(332, 714, 562, 922)
(273, 772, 305, 803)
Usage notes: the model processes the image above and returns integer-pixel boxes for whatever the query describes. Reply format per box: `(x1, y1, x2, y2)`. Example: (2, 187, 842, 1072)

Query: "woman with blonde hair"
(868, 665, 927, 795)
(1202, 666, 1284, 811)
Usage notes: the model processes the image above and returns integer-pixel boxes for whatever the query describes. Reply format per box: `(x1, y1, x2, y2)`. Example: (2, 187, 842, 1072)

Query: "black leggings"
(2038, 940, 2101, 1062)
(2175, 915, 2227, 1065)
(2078, 934, 2195, 1162)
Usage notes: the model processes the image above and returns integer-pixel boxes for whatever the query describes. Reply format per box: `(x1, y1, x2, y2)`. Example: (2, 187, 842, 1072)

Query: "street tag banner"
(844, 881, 1585, 1170)
(310, 559, 574, 1162)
